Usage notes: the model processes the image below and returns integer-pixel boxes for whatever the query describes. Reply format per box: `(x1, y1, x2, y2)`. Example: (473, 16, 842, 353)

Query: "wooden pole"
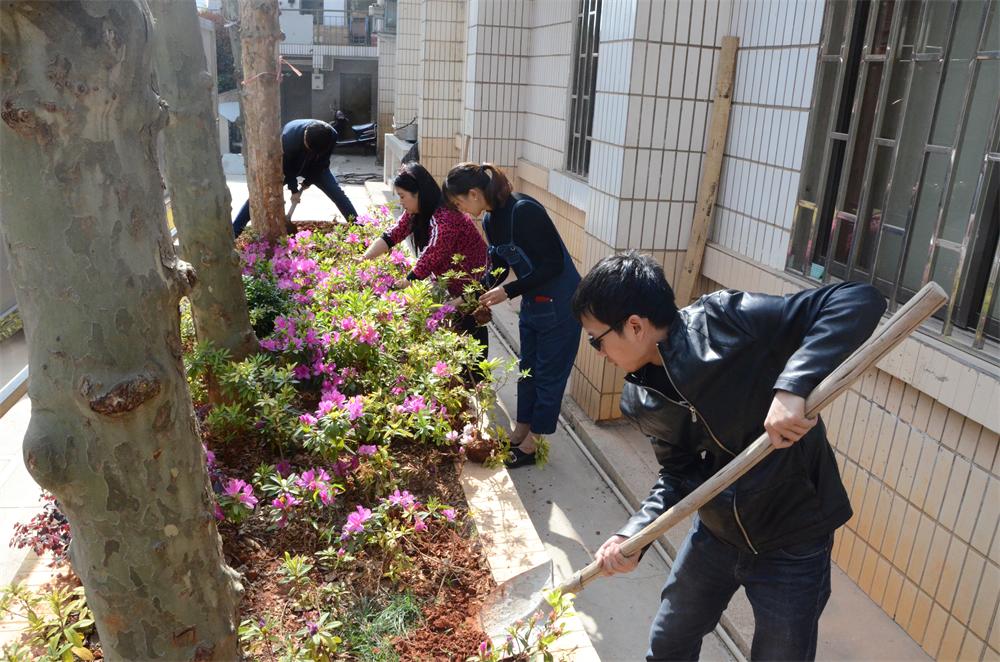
(676, 36, 739, 304)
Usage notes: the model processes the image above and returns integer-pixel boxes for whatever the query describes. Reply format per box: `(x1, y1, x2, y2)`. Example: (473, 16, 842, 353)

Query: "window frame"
(787, 0, 1000, 360)
(566, 0, 602, 177)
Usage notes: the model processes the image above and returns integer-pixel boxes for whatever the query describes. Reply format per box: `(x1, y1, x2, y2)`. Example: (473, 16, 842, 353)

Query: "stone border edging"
(460, 461, 600, 660)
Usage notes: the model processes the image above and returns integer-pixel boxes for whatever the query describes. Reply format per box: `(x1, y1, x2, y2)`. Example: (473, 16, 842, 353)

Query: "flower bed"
(4, 207, 574, 661)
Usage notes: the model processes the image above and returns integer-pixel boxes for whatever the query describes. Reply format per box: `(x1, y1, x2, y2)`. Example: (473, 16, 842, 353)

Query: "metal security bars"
(566, 0, 602, 177)
(788, 0, 1000, 359)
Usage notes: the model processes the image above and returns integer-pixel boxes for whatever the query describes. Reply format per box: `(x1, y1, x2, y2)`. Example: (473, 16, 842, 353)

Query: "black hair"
(441, 162, 512, 209)
(571, 251, 678, 330)
(393, 162, 442, 250)
(304, 121, 336, 153)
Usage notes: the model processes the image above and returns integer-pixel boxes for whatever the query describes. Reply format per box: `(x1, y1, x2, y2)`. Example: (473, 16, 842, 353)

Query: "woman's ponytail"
(443, 162, 513, 208)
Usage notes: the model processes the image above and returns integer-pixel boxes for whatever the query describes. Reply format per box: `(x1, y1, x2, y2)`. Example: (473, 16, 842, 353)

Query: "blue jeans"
(233, 169, 358, 237)
(516, 299, 581, 435)
(648, 518, 832, 661)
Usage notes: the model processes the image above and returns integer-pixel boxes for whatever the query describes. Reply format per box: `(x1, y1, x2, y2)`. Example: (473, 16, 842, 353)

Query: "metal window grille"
(787, 0, 1000, 360)
(566, 0, 602, 177)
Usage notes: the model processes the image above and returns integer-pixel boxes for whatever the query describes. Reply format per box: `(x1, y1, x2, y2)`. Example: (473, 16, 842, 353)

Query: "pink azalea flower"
(432, 361, 450, 377)
(319, 488, 335, 506)
(271, 493, 300, 511)
(413, 515, 428, 532)
(442, 508, 457, 522)
(344, 395, 365, 421)
(387, 489, 416, 509)
(445, 430, 460, 443)
(222, 479, 258, 509)
(358, 444, 377, 457)
(425, 318, 440, 332)
(213, 502, 225, 521)
(397, 394, 427, 414)
(342, 505, 372, 535)
(292, 364, 312, 380)
(299, 413, 318, 426)
(346, 233, 360, 244)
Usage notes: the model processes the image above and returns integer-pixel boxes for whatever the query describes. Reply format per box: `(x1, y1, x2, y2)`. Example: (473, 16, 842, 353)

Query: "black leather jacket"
(618, 282, 886, 554)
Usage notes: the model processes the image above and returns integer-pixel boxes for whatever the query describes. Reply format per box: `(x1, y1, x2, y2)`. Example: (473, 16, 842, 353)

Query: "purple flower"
(414, 515, 428, 532)
(342, 505, 372, 535)
(222, 479, 258, 509)
(387, 489, 416, 509)
(358, 444, 377, 457)
(295, 468, 331, 492)
(442, 508, 457, 521)
(307, 621, 319, 636)
(271, 493, 301, 511)
(299, 413, 318, 427)
(213, 502, 225, 521)
(292, 364, 312, 380)
(425, 318, 440, 332)
(203, 445, 216, 469)
(276, 460, 292, 478)
(345, 395, 364, 421)
(396, 394, 427, 414)
(431, 361, 450, 377)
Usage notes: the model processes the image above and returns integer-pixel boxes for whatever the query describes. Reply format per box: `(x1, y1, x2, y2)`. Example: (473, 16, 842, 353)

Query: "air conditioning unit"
(311, 72, 324, 91)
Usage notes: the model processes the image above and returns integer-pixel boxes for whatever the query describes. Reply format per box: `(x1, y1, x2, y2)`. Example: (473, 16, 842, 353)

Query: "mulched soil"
(213, 435, 496, 660)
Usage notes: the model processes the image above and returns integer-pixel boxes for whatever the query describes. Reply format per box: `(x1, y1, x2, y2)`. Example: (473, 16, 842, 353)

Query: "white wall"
(712, 0, 824, 270)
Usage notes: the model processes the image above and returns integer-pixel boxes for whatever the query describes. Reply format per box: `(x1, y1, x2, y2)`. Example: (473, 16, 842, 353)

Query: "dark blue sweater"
(281, 119, 338, 193)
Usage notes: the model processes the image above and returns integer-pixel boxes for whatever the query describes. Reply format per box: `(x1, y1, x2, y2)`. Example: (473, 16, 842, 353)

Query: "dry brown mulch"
(214, 436, 495, 660)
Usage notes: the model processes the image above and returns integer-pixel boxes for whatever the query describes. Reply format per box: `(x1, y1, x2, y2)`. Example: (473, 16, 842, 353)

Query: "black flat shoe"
(505, 447, 537, 469)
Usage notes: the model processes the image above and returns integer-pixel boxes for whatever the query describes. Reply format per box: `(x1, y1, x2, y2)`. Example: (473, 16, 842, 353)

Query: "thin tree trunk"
(0, 3, 241, 660)
(238, 0, 285, 241)
(222, 0, 246, 142)
(150, 0, 258, 361)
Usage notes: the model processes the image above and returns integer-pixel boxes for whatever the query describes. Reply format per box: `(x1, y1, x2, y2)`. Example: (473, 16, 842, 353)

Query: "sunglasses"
(588, 317, 627, 351)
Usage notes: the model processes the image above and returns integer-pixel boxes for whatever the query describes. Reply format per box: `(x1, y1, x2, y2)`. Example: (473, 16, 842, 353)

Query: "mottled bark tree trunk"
(238, 0, 285, 241)
(149, 0, 258, 361)
(0, 2, 242, 660)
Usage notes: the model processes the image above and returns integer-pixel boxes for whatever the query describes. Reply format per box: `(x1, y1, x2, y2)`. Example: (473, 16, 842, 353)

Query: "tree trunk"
(149, 0, 258, 361)
(0, 3, 242, 660)
(238, 0, 285, 241)
(221, 0, 246, 142)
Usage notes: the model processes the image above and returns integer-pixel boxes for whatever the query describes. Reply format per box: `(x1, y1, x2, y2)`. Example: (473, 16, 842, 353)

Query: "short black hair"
(571, 251, 678, 330)
(305, 121, 335, 152)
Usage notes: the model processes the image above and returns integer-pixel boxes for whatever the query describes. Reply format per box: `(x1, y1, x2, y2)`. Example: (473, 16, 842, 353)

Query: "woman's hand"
(764, 390, 817, 448)
(479, 286, 508, 307)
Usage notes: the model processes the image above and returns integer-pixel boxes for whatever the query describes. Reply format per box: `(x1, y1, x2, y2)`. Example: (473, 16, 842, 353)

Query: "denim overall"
(489, 201, 582, 435)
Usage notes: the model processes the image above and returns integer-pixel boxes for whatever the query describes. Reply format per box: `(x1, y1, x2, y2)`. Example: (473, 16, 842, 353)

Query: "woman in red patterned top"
(362, 163, 490, 367)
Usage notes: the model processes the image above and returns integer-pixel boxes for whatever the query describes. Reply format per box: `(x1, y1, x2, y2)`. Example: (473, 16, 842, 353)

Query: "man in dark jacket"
(570, 251, 885, 661)
(232, 119, 359, 237)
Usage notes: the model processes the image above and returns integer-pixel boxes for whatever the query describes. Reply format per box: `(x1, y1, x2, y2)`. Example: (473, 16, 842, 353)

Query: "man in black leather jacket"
(570, 251, 885, 661)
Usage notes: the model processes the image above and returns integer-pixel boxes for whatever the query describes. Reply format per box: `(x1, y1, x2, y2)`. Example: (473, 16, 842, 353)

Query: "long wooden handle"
(559, 282, 947, 594)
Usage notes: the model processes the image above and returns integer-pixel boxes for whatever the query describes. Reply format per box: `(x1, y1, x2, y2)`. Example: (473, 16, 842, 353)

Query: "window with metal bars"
(787, 0, 999, 359)
(566, 0, 601, 177)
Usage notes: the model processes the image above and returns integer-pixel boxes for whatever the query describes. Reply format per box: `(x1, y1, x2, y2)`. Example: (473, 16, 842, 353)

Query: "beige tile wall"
(416, 0, 466, 180)
(394, 0, 421, 129)
(712, 0, 823, 270)
(462, 0, 529, 171)
(376, 34, 396, 159)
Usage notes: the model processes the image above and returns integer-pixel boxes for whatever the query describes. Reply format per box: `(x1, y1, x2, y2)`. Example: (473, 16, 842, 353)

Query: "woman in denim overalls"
(443, 163, 582, 468)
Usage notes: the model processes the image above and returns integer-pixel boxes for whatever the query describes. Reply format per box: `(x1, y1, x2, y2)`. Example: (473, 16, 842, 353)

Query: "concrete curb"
(461, 461, 601, 660)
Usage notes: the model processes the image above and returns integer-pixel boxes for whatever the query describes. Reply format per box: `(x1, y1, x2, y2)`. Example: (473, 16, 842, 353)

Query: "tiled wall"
(417, 0, 466, 180)
(826, 374, 1000, 660)
(520, 0, 576, 171)
(712, 0, 823, 269)
(462, 0, 529, 171)
(376, 34, 396, 159)
(394, 0, 421, 129)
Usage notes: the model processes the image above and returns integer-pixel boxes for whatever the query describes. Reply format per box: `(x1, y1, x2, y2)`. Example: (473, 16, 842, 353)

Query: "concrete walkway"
(487, 299, 930, 661)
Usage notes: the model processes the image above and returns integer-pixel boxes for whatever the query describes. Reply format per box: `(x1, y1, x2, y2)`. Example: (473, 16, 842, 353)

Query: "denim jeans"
(647, 517, 833, 661)
(516, 300, 581, 435)
(233, 168, 359, 237)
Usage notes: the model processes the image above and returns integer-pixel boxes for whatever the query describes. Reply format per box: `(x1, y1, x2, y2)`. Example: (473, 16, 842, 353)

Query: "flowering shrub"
(471, 590, 577, 662)
(9, 492, 71, 568)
